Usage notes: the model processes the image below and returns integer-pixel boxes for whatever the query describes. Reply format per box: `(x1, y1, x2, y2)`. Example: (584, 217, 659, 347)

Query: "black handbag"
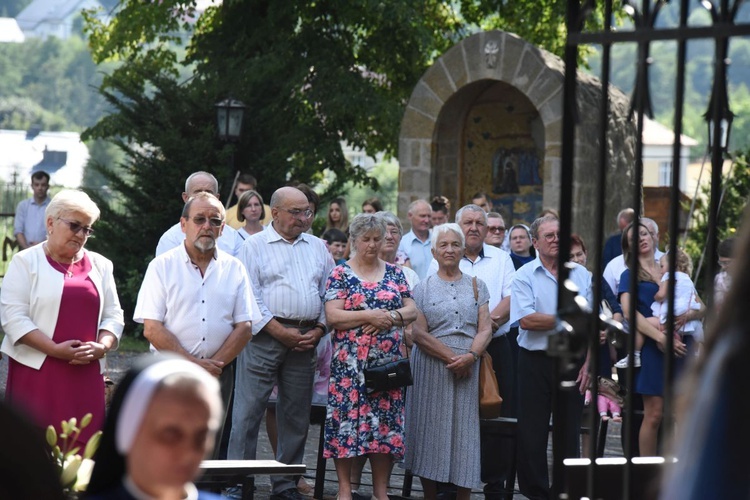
(363, 357, 413, 394)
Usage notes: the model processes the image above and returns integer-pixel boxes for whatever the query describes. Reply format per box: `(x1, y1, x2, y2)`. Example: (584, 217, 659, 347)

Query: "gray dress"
(404, 273, 490, 489)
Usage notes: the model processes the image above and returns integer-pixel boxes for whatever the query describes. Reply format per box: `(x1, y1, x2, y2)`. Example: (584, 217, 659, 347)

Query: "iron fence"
(556, 0, 750, 498)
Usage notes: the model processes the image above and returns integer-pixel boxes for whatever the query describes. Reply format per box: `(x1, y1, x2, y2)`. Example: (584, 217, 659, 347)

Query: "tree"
(683, 148, 750, 293)
(80, 0, 615, 326)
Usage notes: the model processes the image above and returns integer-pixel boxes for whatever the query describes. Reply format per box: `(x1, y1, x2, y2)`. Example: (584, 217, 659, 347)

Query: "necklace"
(44, 243, 75, 278)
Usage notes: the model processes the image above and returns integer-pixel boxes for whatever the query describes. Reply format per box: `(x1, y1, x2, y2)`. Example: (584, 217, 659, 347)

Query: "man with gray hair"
(134, 192, 258, 458)
(642, 217, 665, 260)
(511, 214, 592, 499)
(155, 171, 243, 257)
(427, 204, 516, 497)
(398, 199, 432, 280)
(229, 186, 334, 500)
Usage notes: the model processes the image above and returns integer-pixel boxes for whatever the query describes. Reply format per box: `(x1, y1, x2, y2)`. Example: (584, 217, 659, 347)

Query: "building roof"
(0, 18, 25, 42)
(642, 116, 699, 147)
(0, 129, 88, 188)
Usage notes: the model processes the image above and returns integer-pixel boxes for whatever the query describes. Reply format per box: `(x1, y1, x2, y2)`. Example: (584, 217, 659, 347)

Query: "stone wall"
(398, 30, 636, 256)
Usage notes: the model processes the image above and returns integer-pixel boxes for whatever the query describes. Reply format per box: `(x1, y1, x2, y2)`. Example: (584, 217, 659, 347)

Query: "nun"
(86, 355, 223, 499)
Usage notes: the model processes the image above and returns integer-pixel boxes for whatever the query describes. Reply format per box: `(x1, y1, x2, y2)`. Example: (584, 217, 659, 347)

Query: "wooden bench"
(197, 459, 306, 500)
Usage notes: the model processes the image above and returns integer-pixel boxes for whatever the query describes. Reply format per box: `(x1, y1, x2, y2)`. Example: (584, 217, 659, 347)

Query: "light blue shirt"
(511, 258, 592, 351)
(14, 196, 50, 244)
(398, 229, 432, 280)
(427, 243, 515, 336)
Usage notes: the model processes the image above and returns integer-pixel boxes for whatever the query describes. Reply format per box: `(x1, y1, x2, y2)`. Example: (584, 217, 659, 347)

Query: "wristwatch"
(389, 311, 398, 322)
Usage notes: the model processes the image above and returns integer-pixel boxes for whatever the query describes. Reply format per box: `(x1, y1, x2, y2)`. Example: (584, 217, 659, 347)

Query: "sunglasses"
(488, 226, 506, 233)
(58, 218, 95, 236)
(189, 216, 224, 227)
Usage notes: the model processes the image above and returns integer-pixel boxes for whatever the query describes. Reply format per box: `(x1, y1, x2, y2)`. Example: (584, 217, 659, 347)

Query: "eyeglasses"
(189, 216, 224, 227)
(280, 208, 314, 219)
(488, 226, 506, 233)
(541, 232, 560, 242)
(58, 218, 95, 236)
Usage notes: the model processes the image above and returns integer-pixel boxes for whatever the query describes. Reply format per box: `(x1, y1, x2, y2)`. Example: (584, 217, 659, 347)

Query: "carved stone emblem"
(484, 40, 499, 69)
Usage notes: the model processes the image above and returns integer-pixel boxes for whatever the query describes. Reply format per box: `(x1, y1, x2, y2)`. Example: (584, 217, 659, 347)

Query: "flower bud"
(46, 426, 57, 447)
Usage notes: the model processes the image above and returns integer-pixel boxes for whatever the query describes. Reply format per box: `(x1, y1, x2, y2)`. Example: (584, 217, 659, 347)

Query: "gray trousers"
(228, 330, 316, 494)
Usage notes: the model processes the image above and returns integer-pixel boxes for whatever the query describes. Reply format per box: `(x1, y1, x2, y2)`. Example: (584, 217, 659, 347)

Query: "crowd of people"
(0, 170, 739, 499)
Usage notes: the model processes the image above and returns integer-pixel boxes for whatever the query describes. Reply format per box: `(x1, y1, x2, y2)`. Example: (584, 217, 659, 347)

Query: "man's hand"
(274, 326, 306, 349)
(294, 327, 324, 352)
(195, 358, 224, 377)
(576, 362, 591, 395)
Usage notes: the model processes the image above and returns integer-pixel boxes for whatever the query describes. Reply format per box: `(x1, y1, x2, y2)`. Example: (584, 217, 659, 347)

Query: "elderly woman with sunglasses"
(1, 189, 124, 447)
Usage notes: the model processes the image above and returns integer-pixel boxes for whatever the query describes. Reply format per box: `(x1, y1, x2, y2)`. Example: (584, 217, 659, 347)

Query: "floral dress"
(323, 262, 411, 459)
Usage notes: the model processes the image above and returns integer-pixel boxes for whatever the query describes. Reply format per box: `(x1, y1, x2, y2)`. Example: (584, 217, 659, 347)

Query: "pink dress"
(6, 254, 104, 447)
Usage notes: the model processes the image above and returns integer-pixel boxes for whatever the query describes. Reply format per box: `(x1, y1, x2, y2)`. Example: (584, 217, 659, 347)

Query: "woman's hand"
(52, 340, 90, 363)
(361, 309, 394, 335)
(656, 333, 687, 357)
(446, 353, 475, 379)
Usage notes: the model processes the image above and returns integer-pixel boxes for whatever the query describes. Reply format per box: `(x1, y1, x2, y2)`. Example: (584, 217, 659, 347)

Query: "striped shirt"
(241, 223, 335, 334)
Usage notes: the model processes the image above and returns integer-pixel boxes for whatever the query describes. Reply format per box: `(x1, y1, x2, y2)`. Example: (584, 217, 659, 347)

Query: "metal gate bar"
(558, 0, 750, 498)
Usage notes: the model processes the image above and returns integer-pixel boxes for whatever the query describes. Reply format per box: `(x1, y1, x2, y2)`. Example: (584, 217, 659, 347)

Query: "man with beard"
(134, 192, 259, 457)
(510, 215, 591, 499)
(228, 186, 334, 500)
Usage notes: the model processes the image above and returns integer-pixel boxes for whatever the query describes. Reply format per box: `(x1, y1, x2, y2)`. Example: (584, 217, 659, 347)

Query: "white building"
(0, 129, 89, 188)
(15, 0, 106, 40)
(0, 18, 25, 43)
(641, 116, 699, 193)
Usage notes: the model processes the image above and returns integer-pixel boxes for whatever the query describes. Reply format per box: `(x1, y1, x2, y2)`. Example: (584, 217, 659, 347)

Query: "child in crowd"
(322, 228, 347, 265)
(615, 249, 703, 368)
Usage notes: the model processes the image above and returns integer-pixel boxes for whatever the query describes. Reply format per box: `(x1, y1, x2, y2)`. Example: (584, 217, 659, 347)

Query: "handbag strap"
(472, 276, 478, 302)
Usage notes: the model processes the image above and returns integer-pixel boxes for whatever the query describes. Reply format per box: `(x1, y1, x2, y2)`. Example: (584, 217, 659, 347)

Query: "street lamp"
(215, 98, 246, 142)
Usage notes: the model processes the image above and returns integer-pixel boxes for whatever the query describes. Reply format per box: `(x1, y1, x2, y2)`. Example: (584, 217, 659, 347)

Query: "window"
(658, 161, 672, 186)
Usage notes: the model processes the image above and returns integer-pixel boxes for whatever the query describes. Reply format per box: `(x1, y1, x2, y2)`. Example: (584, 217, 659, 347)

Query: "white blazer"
(1, 245, 125, 370)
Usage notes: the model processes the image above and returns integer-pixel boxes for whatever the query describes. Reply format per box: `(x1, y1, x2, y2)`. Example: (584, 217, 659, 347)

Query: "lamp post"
(702, 0, 738, 306)
(215, 98, 246, 142)
(215, 98, 246, 206)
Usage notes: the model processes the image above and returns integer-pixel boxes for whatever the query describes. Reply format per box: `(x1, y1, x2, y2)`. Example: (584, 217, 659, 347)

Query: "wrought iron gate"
(555, 0, 750, 498)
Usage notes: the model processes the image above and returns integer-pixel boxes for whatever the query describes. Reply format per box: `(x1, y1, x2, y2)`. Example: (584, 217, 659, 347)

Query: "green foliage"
(587, 3, 750, 155)
(683, 148, 750, 292)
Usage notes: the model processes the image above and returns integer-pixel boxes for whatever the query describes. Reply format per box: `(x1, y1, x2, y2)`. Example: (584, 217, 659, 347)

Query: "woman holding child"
(618, 221, 704, 456)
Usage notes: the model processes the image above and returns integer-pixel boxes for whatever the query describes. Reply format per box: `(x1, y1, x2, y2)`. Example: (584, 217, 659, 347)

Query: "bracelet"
(395, 310, 405, 326)
(469, 350, 479, 362)
(315, 323, 328, 334)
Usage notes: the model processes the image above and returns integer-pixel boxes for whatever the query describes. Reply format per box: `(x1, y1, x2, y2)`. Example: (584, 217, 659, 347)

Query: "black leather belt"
(274, 317, 317, 328)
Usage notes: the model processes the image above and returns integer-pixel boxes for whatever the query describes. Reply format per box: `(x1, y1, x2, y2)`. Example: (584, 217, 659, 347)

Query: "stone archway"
(398, 30, 635, 242)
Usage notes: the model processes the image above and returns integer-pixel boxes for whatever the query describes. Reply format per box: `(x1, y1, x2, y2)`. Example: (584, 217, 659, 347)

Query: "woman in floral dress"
(324, 213, 417, 500)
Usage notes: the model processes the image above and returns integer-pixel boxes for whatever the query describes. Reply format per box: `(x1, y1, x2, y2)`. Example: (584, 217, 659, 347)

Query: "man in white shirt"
(134, 192, 258, 457)
(398, 199, 432, 280)
(155, 171, 243, 257)
(14, 171, 50, 249)
(510, 215, 592, 500)
(427, 204, 515, 496)
(229, 186, 334, 500)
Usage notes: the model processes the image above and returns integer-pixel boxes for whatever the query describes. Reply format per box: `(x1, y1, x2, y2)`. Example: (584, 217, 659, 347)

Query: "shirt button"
(202, 318, 206, 321)
(202, 300, 205, 303)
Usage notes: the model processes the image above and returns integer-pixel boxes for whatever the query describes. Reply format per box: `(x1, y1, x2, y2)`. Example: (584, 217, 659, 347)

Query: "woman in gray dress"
(405, 223, 493, 499)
